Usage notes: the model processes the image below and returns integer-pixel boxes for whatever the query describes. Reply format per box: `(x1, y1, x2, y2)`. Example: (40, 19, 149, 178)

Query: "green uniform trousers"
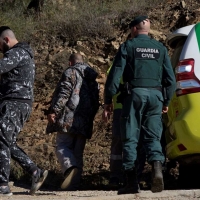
(120, 88, 165, 170)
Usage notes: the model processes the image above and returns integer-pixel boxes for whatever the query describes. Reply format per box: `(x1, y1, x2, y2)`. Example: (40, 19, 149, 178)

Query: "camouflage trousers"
(56, 132, 86, 190)
(0, 100, 37, 185)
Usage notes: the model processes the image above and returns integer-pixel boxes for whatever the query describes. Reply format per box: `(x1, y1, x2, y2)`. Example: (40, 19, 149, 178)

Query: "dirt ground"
(8, 0, 200, 195)
(3, 182, 200, 200)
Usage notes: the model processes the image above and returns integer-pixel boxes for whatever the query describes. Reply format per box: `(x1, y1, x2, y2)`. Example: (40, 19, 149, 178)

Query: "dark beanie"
(129, 16, 148, 28)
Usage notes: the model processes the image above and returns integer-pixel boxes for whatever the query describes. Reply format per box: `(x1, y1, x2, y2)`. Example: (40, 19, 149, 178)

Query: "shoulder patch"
(134, 47, 160, 59)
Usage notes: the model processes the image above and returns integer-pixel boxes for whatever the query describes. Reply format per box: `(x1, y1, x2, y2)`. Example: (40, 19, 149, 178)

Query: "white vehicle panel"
(180, 25, 200, 81)
(173, 24, 195, 35)
(167, 24, 195, 42)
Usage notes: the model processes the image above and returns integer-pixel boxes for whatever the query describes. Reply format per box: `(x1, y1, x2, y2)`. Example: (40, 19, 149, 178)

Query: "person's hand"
(47, 113, 56, 124)
(162, 106, 168, 113)
(102, 104, 113, 123)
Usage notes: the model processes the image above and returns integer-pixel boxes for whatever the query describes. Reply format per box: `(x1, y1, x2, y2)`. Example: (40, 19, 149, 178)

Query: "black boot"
(118, 168, 140, 195)
(151, 161, 164, 193)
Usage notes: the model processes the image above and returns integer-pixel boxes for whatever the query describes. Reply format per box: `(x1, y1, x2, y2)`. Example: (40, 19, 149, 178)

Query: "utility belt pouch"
(162, 87, 167, 101)
(117, 82, 132, 104)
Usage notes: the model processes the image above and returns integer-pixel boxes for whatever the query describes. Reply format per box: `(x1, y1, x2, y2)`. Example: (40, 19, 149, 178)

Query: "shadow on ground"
(10, 162, 200, 192)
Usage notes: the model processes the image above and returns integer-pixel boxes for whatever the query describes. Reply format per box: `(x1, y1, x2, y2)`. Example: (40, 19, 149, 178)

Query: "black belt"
(152, 87, 162, 92)
(130, 85, 162, 92)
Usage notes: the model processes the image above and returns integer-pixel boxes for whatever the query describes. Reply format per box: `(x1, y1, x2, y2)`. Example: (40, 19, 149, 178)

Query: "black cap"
(129, 16, 148, 28)
(0, 26, 11, 35)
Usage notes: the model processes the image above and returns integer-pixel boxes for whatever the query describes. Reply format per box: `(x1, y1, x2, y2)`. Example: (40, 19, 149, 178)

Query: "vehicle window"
(171, 38, 187, 69)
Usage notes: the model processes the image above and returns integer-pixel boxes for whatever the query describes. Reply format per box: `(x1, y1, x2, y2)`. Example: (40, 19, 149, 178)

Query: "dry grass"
(0, 0, 163, 42)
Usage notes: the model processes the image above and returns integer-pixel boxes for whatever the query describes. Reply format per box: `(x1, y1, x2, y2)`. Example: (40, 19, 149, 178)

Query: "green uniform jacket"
(107, 65, 123, 109)
(104, 34, 176, 106)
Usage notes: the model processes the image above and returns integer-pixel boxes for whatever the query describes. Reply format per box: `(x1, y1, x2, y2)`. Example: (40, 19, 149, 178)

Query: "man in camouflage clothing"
(47, 53, 98, 191)
(0, 26, 48, 196)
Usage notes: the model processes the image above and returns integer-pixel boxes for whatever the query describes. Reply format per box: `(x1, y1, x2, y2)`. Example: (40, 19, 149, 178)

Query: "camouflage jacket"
(0, 42, 35, 104)
(46, 63, 98, 138)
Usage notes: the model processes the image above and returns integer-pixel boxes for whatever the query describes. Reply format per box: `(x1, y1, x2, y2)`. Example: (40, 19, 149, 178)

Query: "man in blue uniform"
(103, 16, 176, 194)
(0, 26, 48, 196)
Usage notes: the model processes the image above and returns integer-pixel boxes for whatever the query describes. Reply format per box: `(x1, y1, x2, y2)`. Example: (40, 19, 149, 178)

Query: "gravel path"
(2, 182, 200, 200)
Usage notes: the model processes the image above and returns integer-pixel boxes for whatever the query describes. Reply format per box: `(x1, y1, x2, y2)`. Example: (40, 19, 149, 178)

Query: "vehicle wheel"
(178, 164, 200, 189)
(165, 159, 177, 172)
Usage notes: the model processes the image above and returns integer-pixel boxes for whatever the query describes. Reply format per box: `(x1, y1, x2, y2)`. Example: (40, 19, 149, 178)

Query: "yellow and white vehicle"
(166, 23, 200, 166)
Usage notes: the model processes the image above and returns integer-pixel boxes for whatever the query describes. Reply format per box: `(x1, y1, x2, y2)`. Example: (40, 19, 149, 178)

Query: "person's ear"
(3, 37, 9, 44)
(135, 26, 139, 30)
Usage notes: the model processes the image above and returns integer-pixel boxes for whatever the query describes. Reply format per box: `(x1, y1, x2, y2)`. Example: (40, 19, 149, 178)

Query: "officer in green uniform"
(106, 65, 124, 187)
(103, 16, 176, 194)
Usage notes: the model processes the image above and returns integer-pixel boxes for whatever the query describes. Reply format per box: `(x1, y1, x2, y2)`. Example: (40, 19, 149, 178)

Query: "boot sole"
(0, 192, 13, 196)
(151, 177, 164, 193)
(30, 170, 48, 195)
(61, 168, 78, 190)
(118, 185, 141, 195)
(118, 190, 140, 195)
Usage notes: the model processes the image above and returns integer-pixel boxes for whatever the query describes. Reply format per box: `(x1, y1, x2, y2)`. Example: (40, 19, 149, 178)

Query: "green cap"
(129, 15, 148, 28)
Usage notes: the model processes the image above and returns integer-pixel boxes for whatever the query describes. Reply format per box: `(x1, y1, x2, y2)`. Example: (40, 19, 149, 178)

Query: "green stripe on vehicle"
(195, 23, 200, 52)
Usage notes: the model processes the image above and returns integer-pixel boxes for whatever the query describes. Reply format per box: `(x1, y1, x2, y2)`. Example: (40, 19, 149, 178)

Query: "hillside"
(4, 0, 200, 190)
